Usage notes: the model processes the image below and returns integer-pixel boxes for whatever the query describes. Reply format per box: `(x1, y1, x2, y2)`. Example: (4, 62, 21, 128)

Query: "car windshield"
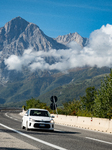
(30, 110, 50, 117)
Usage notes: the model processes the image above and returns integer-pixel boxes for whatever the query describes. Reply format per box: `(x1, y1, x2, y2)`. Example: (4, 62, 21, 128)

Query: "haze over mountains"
(0, 17, 111, 106)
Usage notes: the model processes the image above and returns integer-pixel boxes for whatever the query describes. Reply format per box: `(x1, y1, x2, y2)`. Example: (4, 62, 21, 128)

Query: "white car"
(21, 108, 54, 131)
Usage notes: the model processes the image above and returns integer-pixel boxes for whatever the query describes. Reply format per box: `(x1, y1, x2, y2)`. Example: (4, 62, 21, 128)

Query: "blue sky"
(0, 0, 112, 38)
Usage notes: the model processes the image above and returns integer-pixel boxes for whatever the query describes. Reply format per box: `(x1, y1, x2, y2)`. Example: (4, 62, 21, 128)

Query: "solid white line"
(86, 137, 112, 145)
(0, 123, 67, 150)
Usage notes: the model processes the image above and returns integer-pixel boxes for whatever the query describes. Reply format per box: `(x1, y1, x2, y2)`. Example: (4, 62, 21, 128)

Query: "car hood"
(29, 116, 52, 121)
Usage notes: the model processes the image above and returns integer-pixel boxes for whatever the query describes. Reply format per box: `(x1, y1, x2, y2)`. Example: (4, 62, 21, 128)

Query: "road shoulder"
(0, 128, 39, 150)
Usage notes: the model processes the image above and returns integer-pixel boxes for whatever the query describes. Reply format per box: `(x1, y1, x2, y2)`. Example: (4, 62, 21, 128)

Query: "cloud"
(4, 24, 112, 72)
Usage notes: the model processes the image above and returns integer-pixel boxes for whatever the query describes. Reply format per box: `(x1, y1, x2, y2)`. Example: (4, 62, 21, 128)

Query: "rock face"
(0, 16, 67, 59)
(0, 16, 68, 85)
(0, 17, 88, 60)
(54, 32, 88, 47)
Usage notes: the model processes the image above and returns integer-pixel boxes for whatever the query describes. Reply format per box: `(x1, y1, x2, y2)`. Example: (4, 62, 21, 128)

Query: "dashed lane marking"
(5, 113, 19, 121)
(86, 137, 112, 145)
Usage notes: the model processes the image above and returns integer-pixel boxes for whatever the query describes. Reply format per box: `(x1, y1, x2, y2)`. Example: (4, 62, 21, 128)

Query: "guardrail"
(0, 107, 22, 112)
(53, 114, 112, 134)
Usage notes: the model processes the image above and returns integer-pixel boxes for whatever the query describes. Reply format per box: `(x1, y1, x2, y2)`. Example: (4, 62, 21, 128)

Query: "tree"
(60, 99, 81, 115)
(26, 97, 49, 110)
(93, 70, 112, 118)
(80, 86, 96, 113)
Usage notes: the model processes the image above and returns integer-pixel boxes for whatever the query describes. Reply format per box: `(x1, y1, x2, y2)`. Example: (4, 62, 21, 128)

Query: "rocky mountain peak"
(3, 17, 29, 42)
(55, 32, 88, 47)
(0, 16, 67, 58)
(4, 16, 29, 31)
(0, 17, 30, 49)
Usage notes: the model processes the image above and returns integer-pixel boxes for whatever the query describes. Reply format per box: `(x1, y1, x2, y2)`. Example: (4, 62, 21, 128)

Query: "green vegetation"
(58, 70, 112, 118)
(93, 70, 112, 119)
(80, 87, 96, 115)
(0, 66, 110, 107)
(26, 97, 51, 111)
(38, 67, 110, 106)
(57, 99, 81, 116)
(24, 69, 112, 119)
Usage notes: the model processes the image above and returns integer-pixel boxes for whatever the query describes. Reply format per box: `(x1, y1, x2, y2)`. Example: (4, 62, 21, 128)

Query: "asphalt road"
(0, 112, 112, 150)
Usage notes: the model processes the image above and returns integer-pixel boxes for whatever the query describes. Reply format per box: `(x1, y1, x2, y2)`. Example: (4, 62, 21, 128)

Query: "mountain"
(54, 32, 88, 47)
(0, 16, 67, 85)
(0, 17, 109, 107)
(0, 16, 67, 59)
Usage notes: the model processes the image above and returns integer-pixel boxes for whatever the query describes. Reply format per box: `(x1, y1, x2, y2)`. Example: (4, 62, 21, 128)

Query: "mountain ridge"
(0, 17, 108, 107)
(0, 17, 67, 58)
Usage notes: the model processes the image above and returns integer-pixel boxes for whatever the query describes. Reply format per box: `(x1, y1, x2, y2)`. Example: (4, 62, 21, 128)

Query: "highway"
(0, 111, 112, 150)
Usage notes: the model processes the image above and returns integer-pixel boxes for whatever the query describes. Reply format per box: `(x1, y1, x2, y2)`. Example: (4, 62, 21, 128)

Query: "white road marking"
(86, 137, 112, 145)
(5, 113, 18, 121)
(0, 123, 67, 150)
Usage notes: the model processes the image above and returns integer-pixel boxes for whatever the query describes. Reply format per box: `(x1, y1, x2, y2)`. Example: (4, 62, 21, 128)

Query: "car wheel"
(26, 121, 29, 131)
(21, 121, 25, 129)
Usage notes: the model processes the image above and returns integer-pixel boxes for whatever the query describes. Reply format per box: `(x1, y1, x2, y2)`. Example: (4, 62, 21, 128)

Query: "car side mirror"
(25, 113, 28, 116)
(51, 115, 55, 118)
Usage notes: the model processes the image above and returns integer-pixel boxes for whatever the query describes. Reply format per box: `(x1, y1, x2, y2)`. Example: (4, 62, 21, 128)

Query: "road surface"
(0, 111, 112, 150)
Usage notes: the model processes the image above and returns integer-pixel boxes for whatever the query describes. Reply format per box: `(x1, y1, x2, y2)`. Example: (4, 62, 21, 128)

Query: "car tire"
(26, 121, 29, 131)
(21, 122, 25, 129)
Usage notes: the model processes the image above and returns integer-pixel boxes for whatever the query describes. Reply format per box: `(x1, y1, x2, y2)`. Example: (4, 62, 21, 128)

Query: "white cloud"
(4, 24, 112, 72)
(4, 55, 22, 71)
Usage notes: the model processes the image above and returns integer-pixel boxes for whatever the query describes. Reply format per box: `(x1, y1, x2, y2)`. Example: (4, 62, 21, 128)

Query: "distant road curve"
(0, 107, 22, 112)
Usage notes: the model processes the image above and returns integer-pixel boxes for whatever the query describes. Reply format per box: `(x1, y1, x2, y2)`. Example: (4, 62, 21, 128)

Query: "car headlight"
(50, 119, 54, 123)
(29, 118, 35, 122)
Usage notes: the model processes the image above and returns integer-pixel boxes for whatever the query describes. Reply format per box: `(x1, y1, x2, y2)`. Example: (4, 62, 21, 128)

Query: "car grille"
(34, 123, 50, 128)
(35, 120, 50, 123)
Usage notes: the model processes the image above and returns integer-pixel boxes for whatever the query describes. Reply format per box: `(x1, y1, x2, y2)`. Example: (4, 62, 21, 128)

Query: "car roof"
(28, 108, 48, 111)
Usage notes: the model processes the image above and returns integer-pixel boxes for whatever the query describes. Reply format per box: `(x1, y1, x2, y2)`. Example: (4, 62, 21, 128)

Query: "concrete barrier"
(107, 120, 112, 133)
(52, 114, 112, 134)
(90, 118, 109, 132)
(75, 116, 92, 129)
(53, 115, 78, 127)
(20, 110, 26, 116)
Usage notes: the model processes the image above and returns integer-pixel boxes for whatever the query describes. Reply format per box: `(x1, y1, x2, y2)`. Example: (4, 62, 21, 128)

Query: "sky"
(1, 0, 112, 38)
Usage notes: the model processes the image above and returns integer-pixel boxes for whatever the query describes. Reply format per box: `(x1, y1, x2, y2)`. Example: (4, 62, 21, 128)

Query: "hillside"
(38, 67, 110, 106)
(0, 66, 110, 107)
